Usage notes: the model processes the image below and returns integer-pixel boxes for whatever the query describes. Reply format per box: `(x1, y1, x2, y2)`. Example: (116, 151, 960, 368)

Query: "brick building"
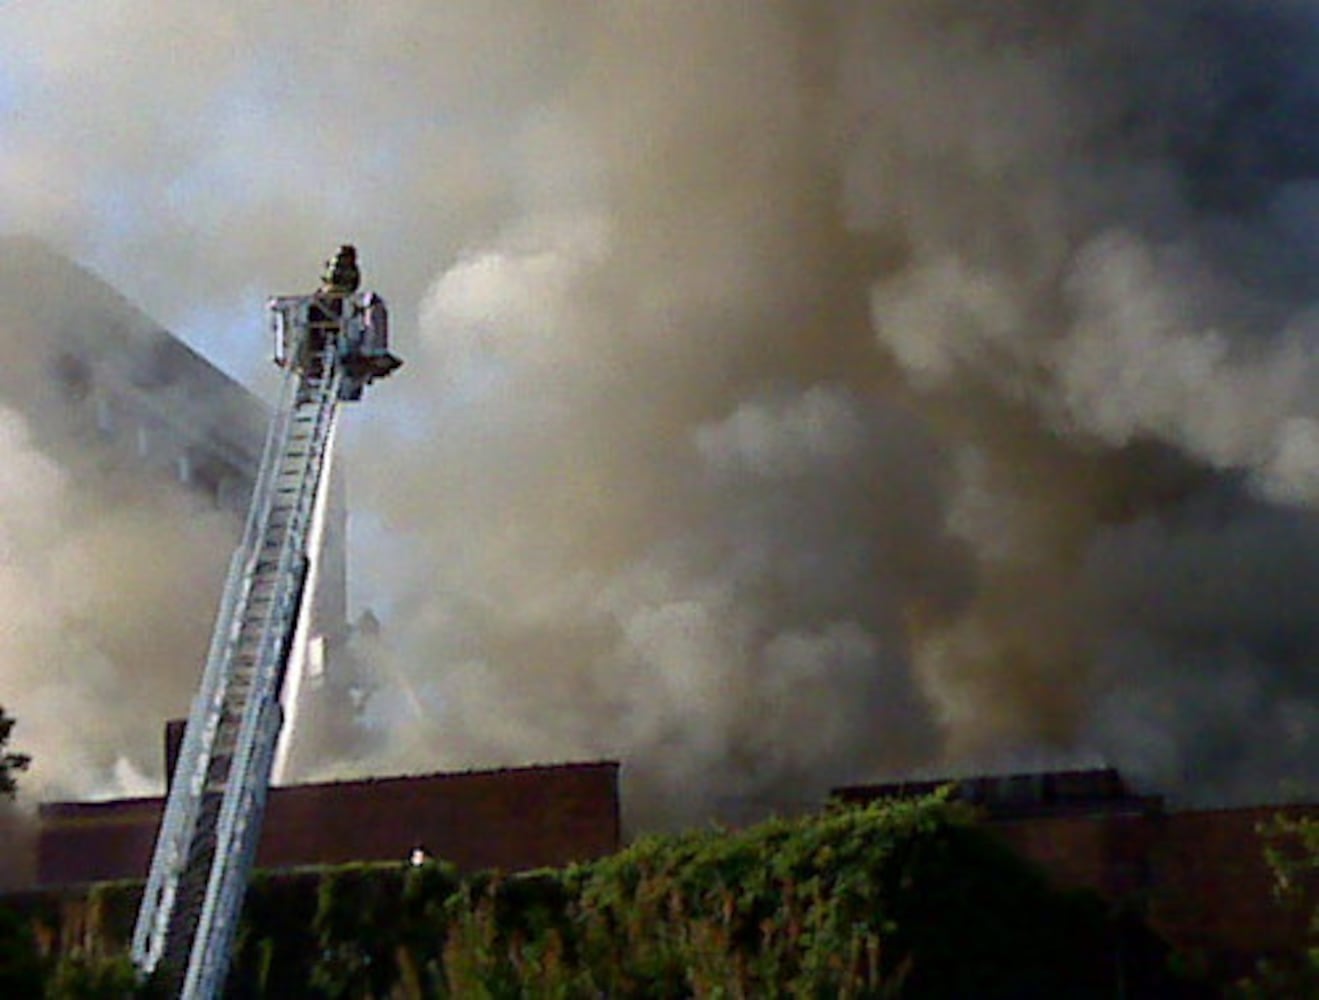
(834, 768, 1317, 982)
(0, 237, 378, 786)
(32, 758, 1316, 984)
(37, 760, 621, 886)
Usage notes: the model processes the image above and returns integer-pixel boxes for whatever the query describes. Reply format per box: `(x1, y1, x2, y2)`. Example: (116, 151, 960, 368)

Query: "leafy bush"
(37, 791, 1189, 997)
(1236, 814, 1319, 998)
(226, 868, 321, 998)
(44, 953, 140, 999)
(0, 901, 46, 996)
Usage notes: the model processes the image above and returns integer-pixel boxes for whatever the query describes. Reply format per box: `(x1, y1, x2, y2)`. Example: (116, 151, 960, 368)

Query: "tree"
(0, 706, 30, 799)
(1238, 813, 1319, 997)
(0, 707, 40, 993)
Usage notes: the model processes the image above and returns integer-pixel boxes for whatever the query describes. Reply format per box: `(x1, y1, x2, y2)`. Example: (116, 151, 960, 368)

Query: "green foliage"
(313, 864, 412, 998)
(1260, 814, 1319, 927)
(313, 860, 465, 997)
(85, 882, 144, 953)
(37, 882, 148, 999)
(226, 868, 321, 998)
(0, 705, 31, 799)
(1236, 814, 1319, 998)
(44, 953, 140, 999)
(0, 901, 47, 997)
(37, 791, 1186, 997)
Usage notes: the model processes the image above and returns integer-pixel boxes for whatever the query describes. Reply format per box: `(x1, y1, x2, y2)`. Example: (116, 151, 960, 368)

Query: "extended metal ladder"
(131, 289, 375, 998)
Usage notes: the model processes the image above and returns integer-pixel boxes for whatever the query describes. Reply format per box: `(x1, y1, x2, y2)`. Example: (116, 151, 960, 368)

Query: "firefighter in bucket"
(270, 246, 402, 397)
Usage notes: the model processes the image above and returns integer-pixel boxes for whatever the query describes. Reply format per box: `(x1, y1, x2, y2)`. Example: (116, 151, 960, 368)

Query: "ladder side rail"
(236, 342, 306, 560)
(222, 368, 340, 774)
(232, 365, 340, 726)
(132, 351, 306, 974)
(132, 334, 308, 977)
(187, 562, 309, 1000)
(187, 701, 283, 999)
(132, 544, 247, 970)
(183, 360, 341, 997)
(216, 336, 339, 811)
(191, 345, 306, 768)
(197, 375, 335, 930)
(130, 268, 399, 998)
(187, 368, 305, 773)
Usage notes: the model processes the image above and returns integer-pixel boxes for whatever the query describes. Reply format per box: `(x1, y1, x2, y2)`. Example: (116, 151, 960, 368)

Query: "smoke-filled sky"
(3, 0, 1319, 829)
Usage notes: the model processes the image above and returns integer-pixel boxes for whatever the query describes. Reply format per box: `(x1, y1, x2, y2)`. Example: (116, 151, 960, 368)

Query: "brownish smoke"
(0, 251, 238, 816)
(3, 1, 1318, 829)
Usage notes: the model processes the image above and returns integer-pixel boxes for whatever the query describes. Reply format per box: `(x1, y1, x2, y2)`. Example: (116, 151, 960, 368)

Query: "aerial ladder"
(131, 247, 401, 998)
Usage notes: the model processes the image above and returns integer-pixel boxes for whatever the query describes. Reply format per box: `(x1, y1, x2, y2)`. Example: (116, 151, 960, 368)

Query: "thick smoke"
(0, 259, 239, 882)
(3, 1, 1319, 829)
(0, 317, 236, 810)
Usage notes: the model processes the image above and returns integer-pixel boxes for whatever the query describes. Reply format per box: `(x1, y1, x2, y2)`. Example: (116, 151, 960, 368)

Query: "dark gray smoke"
(4, 1, 1319, 829)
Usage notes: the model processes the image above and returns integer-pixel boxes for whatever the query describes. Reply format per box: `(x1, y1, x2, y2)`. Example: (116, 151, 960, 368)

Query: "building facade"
(37, 760, 623, 883)
(834, 768, 1318, 983)
(0, 236, 265, 511)
(0, 236, 362, 790)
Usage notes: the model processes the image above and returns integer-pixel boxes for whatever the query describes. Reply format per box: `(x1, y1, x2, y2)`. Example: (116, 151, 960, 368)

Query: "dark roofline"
(39, 760, 623, 819)
(286, 759, 620, 789)
(832, 767, 1164, 820)
(37, 795, 165, 820)
(1161, 801, 1319, 819)
(833, 765, 1128, 797)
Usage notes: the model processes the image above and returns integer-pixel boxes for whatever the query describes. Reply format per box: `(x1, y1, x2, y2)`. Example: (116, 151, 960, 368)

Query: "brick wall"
(992, 811, 1157, 899)
(1150, 807, 1316, 963)
(832, 770, 1317, 978)
(37, 762, 621, 887)
(37, 797, 162, 887)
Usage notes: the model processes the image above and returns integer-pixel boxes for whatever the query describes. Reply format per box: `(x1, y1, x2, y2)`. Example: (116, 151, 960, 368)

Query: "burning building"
(0, 237, 362, 807)
(29, 756, 1313, 987)
(0, 236, 265, 512)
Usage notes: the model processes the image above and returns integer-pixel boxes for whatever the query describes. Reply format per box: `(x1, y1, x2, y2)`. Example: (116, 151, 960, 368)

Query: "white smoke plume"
(0, 246, 244, 885)
(2, 1, 1319, 830)
(0, 373, 235, 802)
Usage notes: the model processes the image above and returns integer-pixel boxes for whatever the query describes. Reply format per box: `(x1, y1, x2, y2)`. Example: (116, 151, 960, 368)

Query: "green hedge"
(0, 899, 46, 996)
(13, 792, 1193, 998)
